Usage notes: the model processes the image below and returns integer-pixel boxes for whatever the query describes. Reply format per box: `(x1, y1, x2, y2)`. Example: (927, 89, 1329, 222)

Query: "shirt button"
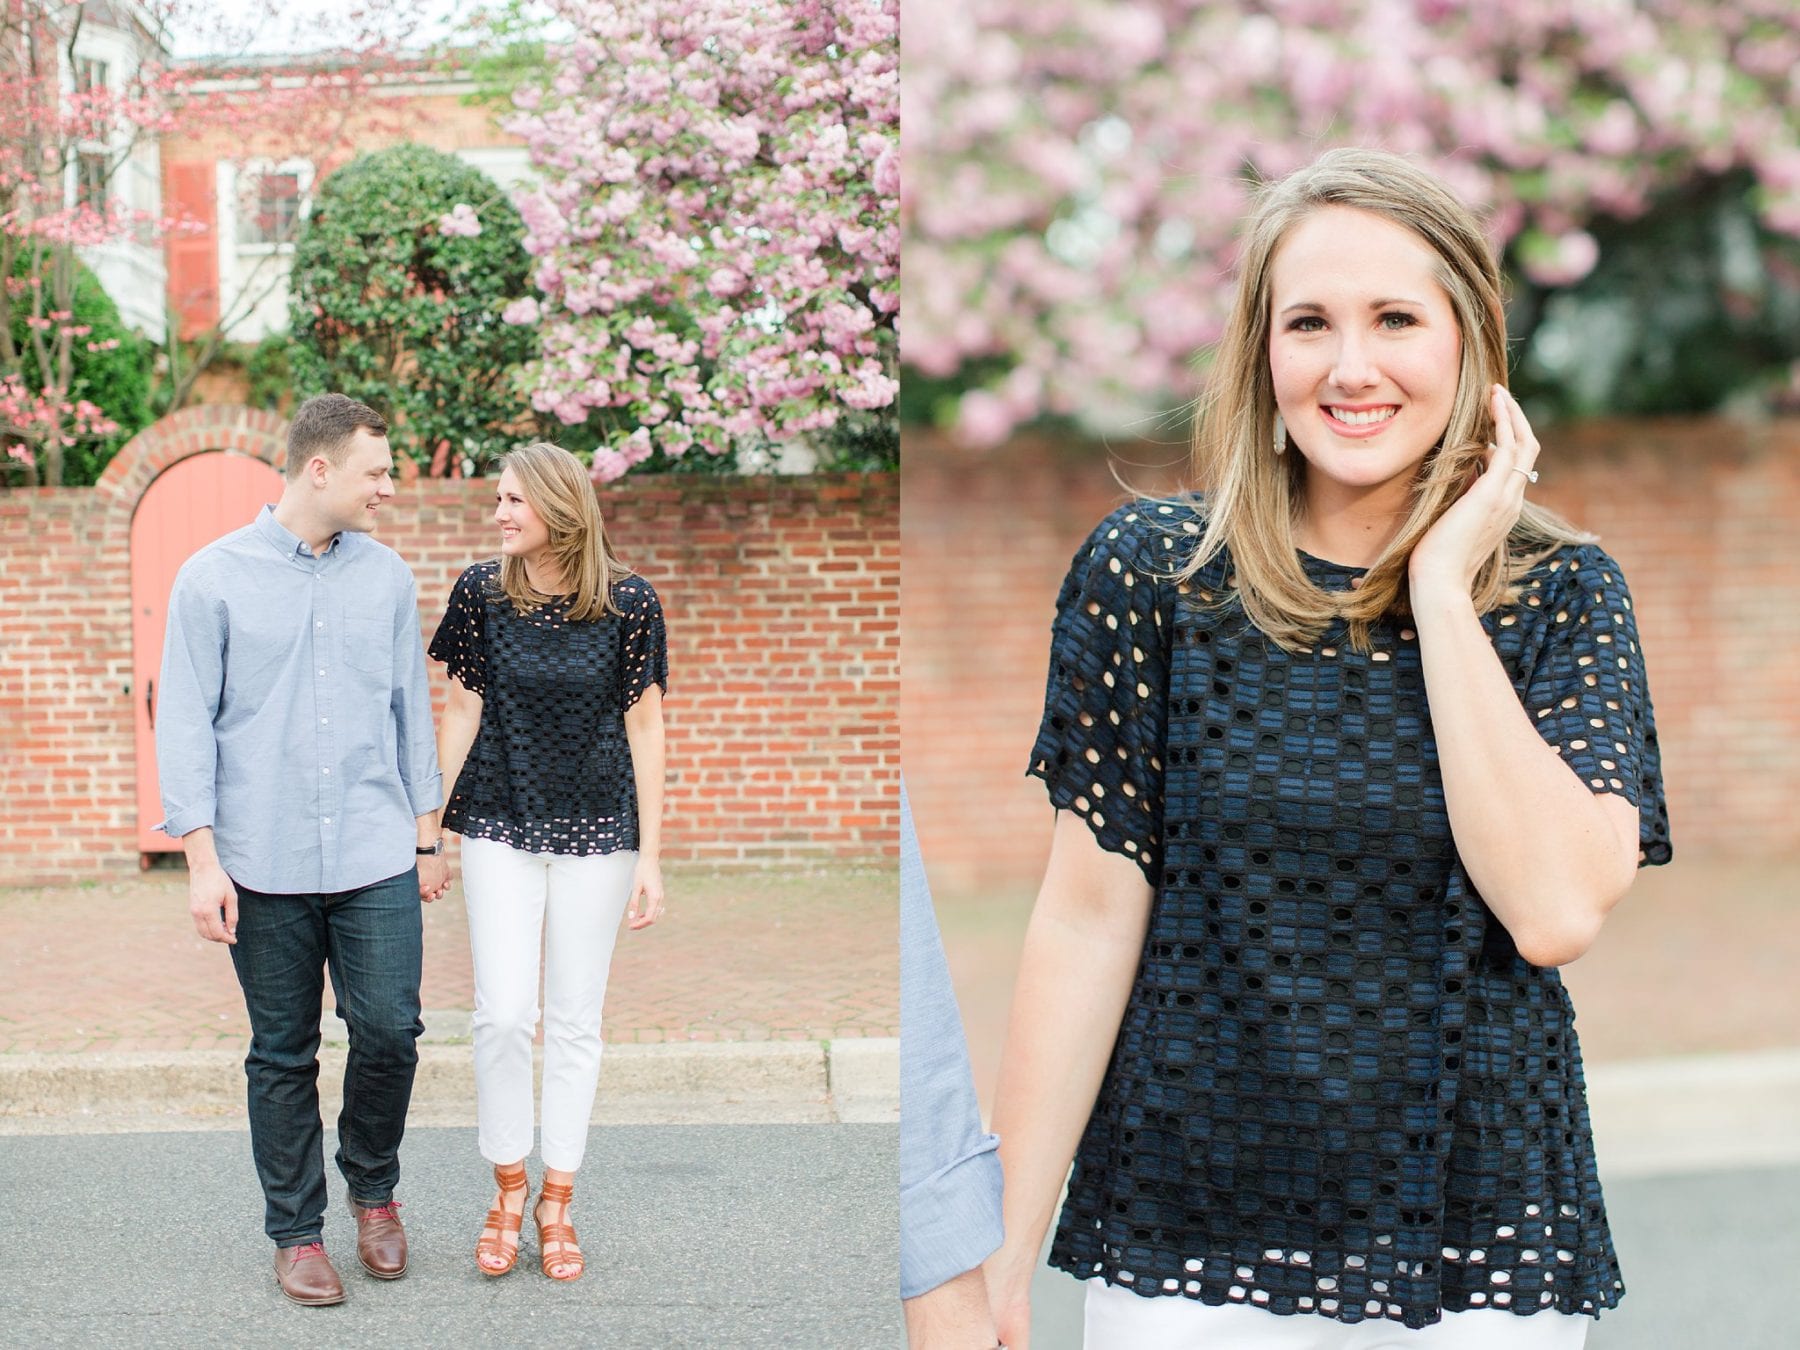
(318, 669, 326, 676)
(321, 717, 328, 725)
(322, 768, 330, 775)
(323, 817, 332, 825)
(315, 621, 324, 628)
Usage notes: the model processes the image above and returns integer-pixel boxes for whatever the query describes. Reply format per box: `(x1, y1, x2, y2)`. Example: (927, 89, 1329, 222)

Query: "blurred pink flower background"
(902, 0, 1800, 444)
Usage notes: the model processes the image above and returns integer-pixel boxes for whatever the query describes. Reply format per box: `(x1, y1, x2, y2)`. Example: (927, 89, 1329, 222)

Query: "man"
(900, 780, 1007, 1347)
(157, 393, 450, 1306)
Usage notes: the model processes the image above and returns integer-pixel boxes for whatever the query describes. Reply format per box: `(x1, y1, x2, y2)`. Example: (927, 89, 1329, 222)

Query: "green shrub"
(288, 143, 536, 474)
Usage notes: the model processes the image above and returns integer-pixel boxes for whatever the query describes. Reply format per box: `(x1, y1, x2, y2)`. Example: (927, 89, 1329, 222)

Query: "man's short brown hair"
(285, 394, 388, 477)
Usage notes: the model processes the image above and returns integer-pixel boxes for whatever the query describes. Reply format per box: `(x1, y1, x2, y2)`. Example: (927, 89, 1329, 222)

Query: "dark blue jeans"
(228, 868, 423, 1247)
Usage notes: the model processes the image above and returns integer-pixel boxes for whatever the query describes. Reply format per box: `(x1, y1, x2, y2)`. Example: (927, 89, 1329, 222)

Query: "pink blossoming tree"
(497, 0, 899, 480)
(903, 0, 1800, 445)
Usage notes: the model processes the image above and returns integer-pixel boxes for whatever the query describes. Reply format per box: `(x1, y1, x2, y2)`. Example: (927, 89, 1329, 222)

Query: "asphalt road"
(0, 1123, 900, 1349)
(1021, 1164, 1800, 1349)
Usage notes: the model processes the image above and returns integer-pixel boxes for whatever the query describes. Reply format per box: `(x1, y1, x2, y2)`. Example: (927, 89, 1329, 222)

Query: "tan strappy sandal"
(533, 1179, 585, 1281)
(476, 1162, 529, 1276)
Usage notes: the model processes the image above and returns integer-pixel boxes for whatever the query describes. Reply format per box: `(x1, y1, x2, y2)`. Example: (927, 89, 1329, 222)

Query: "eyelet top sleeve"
(428, 564, 489, 696)
(617, 575, 669, 710)
(1520, 546, 1671, 866)
(1028, 503, 1175, 884)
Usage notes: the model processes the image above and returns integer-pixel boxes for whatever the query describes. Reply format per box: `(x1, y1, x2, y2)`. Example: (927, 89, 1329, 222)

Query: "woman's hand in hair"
(1409, 385, 1541, 599)
(626, 855, 664, 930)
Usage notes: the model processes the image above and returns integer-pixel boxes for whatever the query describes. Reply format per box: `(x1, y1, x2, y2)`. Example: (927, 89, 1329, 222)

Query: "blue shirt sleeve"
(899, 779, 1004, 1299)
(154, 561, 223, 839)
(391, 566, 444, 816)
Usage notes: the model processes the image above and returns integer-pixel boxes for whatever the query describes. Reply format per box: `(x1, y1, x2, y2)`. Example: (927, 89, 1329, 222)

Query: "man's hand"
(418, 852, 450, 902)
(904, 1266, 1002, 1349)
(188, 860, 239, 944)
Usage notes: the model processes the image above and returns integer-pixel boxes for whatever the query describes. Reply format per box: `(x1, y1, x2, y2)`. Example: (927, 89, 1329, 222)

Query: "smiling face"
(494, 466, 552, 563)
(1267, 205, 1463, 503)
(318, 427, 394, 535)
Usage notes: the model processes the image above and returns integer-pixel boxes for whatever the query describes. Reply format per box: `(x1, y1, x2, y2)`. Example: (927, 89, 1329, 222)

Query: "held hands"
(990, 1290, 1031, 1349)
(188, 860, 238, 944)
(902, 1266, 1005, 1349)
(985, 1252, 1035, 1350)
(626, 857, 665, 930)
(991, 1295, 1030, 1350)
(417, 852, 451, 903)
(1409, 385, 1542, 599)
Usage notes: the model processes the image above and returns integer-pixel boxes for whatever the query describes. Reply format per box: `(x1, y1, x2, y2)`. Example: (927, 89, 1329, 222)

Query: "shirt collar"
(255, 504, 342, 561)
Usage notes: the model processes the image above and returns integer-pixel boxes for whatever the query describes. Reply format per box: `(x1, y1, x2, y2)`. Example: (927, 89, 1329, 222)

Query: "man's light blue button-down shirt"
(155, 505, 443, 895)
(900, 779, 1004, 1298)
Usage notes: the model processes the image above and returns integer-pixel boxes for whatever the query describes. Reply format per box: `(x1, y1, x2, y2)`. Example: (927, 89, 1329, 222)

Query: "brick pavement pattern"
(0, 864, 896, 1055)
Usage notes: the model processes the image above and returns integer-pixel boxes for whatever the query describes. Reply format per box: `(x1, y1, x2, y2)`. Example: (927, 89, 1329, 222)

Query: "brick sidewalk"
(0, 864, 896, 1055)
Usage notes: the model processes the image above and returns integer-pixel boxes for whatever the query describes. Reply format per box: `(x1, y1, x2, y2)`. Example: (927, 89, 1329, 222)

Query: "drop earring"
(1273, 414, 1287, 455)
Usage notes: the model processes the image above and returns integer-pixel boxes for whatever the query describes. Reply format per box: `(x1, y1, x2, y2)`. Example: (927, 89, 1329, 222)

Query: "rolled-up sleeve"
(391, 569, 443, 816)
(155, 566, 224, 838)
(900, 780, 1004, 1299)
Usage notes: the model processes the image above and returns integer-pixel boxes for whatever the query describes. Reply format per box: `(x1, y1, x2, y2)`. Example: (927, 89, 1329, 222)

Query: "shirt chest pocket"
(342, 616, 393, 678)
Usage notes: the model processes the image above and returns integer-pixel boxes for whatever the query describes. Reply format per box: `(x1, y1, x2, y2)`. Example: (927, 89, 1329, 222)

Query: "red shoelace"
(359, 1201, 403, 1222)
(289, 1242, 327, 1262)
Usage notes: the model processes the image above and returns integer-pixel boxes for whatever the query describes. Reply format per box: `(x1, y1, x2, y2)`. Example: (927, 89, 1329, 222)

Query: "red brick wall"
(0, 407, 898, 886)
(903, 422, 1800, 893)
(0, 488, 133, 867)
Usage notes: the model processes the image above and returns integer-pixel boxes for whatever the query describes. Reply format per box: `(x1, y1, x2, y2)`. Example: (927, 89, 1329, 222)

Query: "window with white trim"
(235, 169, 304, 246)
(75, 57, 109, 94)
(76, 151, 108, 212)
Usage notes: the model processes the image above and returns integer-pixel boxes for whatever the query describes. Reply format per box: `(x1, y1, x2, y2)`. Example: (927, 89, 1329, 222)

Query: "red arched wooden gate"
(131, 452, 284, 855)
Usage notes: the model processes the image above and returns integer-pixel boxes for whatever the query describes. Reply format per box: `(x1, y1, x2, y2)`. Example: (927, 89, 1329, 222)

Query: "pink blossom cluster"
(438, 203, 483, 237)
(0, 377, 119, 467)
(904, 0, 1800, 445)
(589, 427, 655, 482)
(503, 0, 898, 471)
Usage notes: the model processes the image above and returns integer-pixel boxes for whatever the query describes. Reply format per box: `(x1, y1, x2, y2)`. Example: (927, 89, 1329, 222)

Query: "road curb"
(829, 1036, 901, 1123)
(1585, 1047, 1800, 1177)
(0, 1037, 899, 1133)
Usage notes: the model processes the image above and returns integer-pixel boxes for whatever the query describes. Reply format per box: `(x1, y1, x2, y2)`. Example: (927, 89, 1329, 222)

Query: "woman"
(430, 441, 668, 1281)
(985, 149, 1670, 1348)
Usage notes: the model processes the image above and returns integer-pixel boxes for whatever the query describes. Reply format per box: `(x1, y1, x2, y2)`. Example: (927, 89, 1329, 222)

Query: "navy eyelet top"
(1028, 499, 1670, 1329)
(430, 560, 668, 856)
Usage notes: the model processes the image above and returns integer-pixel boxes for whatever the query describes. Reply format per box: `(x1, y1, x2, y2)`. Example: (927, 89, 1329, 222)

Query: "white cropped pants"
(461, 836, 636, 1172)
(1085, 1281, 1590, 1349)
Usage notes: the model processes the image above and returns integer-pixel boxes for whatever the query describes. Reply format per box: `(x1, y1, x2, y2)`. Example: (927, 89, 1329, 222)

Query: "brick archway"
(98, 408, 287, 866)
(95, 404, 288, 528)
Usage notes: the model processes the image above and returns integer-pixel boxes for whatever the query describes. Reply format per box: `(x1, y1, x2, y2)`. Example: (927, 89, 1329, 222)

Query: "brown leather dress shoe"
(353, 1200, 409, 1279)
(273, 1242, 347, 1305)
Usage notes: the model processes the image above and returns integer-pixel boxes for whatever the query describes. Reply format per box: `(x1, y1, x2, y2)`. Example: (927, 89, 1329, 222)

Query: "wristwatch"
(416, 839, 444, 856)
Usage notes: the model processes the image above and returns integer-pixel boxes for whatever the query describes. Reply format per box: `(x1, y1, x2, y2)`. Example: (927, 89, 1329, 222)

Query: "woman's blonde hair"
(494, 441, 633, 621)
(1181, 146, 1591, 650)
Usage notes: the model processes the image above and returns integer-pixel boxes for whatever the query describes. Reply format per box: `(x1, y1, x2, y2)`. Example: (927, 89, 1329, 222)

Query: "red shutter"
(164, 161, 219, 338)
